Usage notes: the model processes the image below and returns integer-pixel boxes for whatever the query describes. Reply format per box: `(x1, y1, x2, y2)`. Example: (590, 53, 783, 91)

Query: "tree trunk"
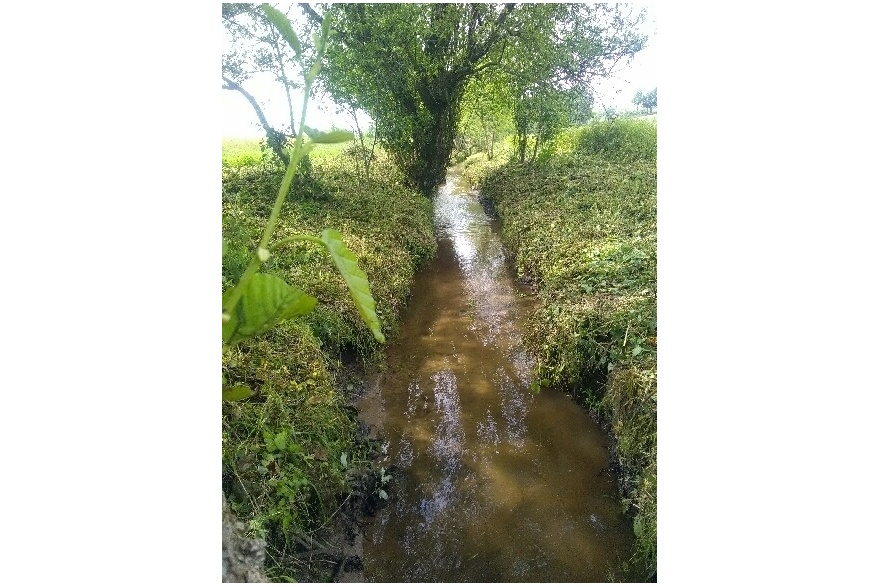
(405, 98, 461, 197)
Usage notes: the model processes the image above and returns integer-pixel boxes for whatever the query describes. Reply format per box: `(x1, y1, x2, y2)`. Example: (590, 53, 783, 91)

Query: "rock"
(222, 495, 267, 583)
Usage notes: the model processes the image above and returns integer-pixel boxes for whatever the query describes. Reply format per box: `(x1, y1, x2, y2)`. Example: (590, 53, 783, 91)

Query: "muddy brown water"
(357, 166, 634, 582)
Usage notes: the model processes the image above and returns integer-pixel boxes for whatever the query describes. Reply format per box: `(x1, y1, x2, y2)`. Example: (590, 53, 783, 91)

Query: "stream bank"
(462, 122, 658, 580)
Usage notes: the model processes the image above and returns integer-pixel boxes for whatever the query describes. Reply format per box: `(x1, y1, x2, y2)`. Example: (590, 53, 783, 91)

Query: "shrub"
(576, 118, 656, 162)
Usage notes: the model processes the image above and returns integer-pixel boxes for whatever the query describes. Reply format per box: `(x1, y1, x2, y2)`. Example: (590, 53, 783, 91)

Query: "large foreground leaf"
(302, 125, 355, 144)
(261, 4, 302, 59)
(319, 229, 385, 343)
(223, 273, 317, 346)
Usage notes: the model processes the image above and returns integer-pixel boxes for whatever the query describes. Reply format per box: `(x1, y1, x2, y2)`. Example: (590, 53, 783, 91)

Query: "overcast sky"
(222, 4, 657, 138)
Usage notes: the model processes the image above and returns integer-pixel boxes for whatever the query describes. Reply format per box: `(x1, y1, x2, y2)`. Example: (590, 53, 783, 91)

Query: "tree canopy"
(223, 3, 647, 195)
(633, 87, 657, 114)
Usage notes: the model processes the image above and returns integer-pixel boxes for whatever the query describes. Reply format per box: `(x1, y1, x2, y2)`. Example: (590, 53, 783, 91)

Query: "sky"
(221, 3, 657, 138)
(589, 5, 657, 114)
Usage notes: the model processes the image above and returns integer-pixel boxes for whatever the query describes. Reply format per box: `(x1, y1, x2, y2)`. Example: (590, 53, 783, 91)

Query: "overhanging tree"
(299, 3, 646, 194)
(304, 3, 518, 196)
(503, 3, 646, 162)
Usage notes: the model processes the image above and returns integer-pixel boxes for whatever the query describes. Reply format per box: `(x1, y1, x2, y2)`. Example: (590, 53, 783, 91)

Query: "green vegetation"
(223, 138, 435, 580)
(633, 87, 658, 114)
(464, 118, 657, 580)
(222, 9, 386, 403)
(223, 4, 312, 166)
(311, 3, 644, 196)
(221, 137, 264, 167)
(223, 10, 435, 578)
(223, 3, 655, 581)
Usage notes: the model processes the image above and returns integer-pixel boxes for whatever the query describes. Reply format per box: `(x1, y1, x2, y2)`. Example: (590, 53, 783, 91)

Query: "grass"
(222, 139, 435, 581)
(222, 137, 264, 167)
(464, 118, 657, 581)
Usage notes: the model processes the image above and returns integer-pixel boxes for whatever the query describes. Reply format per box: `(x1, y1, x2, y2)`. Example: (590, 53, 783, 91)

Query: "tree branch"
(298, 3, 323, 25)
(466, 3, 517, 66)
(222, 75, 291, 166)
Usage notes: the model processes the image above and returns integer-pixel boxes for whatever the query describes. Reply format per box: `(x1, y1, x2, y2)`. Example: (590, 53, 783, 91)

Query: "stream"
(356, 166, 634, 582)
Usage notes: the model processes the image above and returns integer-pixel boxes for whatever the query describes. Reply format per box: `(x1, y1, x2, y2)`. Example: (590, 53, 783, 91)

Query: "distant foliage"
(632, 87, 657, 114)
(458, 69, 515, 160)
(222, 138, 264, 168)
(315, 3, 646, 194)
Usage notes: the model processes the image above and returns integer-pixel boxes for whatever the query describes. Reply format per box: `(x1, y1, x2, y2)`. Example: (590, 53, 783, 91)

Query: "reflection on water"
(357, 168, 634, 582)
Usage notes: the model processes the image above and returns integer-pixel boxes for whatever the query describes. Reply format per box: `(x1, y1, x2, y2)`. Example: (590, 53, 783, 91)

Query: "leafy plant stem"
(269, 234, 325, 252)
(222, 73, 315, 323)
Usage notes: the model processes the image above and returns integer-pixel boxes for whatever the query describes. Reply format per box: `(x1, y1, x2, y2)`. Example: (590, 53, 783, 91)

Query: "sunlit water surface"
(358, 168, 634, 582)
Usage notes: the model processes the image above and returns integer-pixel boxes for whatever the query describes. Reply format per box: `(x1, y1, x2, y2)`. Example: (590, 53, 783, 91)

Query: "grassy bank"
(222, 140, 436, 580)
(464, 118, 658, 580)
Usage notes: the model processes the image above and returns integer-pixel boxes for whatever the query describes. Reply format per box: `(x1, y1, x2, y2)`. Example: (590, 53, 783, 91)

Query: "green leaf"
(306, 60, 322, 85)
(274, 431, 288, 451)
(340, 452, 348, 468)
(260, 4, 302, 59)
(378, 489, 389, 500)
(223, 273, 318, 346)
(222, 384, 254, 402)
(309, 129, 355, 144)
(303, 125, 355, 144)
(632, 345, 643, 357)
(319, 229, 386, 343)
